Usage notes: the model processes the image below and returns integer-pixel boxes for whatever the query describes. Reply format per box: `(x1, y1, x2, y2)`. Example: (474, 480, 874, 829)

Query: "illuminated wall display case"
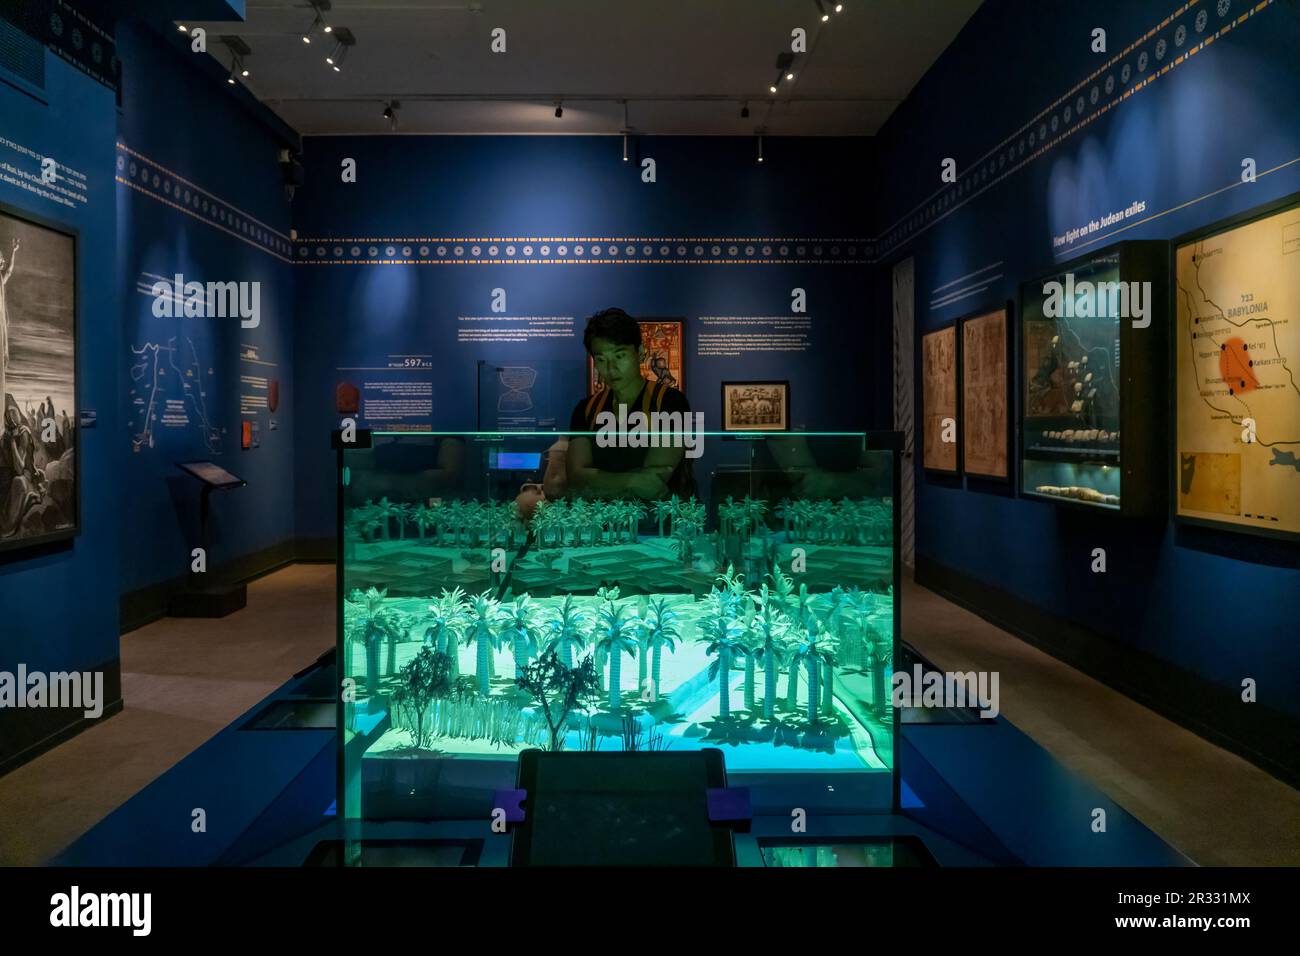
(1018, 241, 1168, 516)
(1173, 193, 1300, 539)
(335, 430, 901, 850)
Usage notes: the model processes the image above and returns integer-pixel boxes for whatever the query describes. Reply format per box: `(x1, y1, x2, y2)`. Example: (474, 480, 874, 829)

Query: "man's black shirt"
(568, 379, 694, 497)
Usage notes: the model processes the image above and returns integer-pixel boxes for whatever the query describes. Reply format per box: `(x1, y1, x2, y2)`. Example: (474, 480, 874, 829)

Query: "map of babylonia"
(1176, 203, 1300, 534)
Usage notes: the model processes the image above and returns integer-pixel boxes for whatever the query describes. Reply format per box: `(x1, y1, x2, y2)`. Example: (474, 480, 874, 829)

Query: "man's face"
(589, 337, 643, 390)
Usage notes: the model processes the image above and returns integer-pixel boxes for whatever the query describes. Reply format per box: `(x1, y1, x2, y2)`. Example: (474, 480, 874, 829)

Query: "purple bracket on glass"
(707, 787, 752, 823)
(493, 788, 527, 824)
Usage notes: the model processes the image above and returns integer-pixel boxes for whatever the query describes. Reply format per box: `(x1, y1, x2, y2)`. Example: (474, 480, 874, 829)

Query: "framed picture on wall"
(960, 303, 1012, 481)
(1173, 192, 1300, 539)
(721, 381, 790, 432)
(588, 318, 684, 395)
(921, 323, 959, 473)
(0, 201, 79, 552)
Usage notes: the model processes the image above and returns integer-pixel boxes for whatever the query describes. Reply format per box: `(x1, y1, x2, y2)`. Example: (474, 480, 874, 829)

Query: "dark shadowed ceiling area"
(183, 0, 982, 136)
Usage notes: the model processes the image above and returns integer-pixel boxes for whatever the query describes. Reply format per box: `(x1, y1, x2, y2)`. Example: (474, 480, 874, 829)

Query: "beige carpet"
(2, 563, 1295, 865)
(901, 575, 1300, 866)
(0, 564, 334, 866)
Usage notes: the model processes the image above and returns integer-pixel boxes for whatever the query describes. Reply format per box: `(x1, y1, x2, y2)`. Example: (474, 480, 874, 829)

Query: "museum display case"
(335, 430, 900, 833)
(1019, 241, 1168, 516)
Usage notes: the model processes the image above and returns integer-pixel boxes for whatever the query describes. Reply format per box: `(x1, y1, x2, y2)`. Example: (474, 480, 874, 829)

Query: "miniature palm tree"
(673, 498, 706, 565)
(423, 586, 469, 679)
(793, 618, 831, 723)
(464, 589, 507, 695)
(739, 601, 760, 713)
(714, 564, 747, 619)
(697, 592, 748, 720)
(373, 497, 399, 540)
(516, 650, 600, 752)
(594, 601, 640, 711)
(652, 497, 676, 537)
(531, 499, 553, 549)
(380, 608, 416, 676)
(568, 498, 589, 548)
(775, 498, 793, 536)
(501, 594, 542, 679)
(444, 500, 464, 546)
(750, 585, 792, 719)
(413, 503, 436, 541)
(345, 586, 388, 693)
(393, 502, 414, 540)
(543, 594, 593, 668)
(641, 596, 681, 701)
(391, 646, 452, 749)
(624, 499, 647, 542)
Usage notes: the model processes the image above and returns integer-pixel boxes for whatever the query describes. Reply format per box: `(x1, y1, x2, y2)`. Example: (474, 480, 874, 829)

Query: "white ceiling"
(188, 0, 981, 136)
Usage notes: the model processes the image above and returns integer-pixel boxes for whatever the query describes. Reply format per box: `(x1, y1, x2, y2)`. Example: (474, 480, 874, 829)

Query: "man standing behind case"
(566, 308, 694, 500)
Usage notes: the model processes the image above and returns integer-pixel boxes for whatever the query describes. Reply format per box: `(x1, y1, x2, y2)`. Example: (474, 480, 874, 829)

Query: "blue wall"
(290, 135, 883, 541)
(0, 37, 122, 763)
(875, 0, 1300, 716)
(115, 21, 296, 597)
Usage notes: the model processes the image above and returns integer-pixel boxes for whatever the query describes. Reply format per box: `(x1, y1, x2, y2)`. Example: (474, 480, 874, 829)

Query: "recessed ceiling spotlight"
(835, 3, 845, 12)
(769, 84, 778, 94)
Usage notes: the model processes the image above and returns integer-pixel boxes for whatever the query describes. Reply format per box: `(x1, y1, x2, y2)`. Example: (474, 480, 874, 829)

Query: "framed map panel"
(961, 305, 1011, 480)
(921, 324, 958, 473)
(1175, 194, 1300, 537)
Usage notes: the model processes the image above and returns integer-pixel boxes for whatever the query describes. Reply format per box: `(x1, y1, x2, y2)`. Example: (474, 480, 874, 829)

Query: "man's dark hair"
(582, 308, 642, 354)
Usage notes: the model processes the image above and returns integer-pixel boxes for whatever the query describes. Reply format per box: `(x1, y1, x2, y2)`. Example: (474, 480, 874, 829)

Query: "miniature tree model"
(672, 498, 706, 565)
(624, 499, 647, 542)
(594, 600, 640, 711)
(381, 608, 415, 677)
(464, 589, 508, 696)
(640, 596, 681, 702)
(776, 498, 793, 537)
(391, 646, 453, 749)
(698, 592, 748, 720)
(793, 618, 831, 723)
(501, 594, 542, 679)
(394, 502, 414, 540)
(653, 496, 677, 538)
(750, 585, 793, 720)
(345, 586, 388, 693)
(543, 595, 593, 669)
(516, 650, 600, 752)
(413, 503, 435, 541)
(530, 499, 554, 549)
(423, 586, 469, 679)
(740, 600, 759, 713)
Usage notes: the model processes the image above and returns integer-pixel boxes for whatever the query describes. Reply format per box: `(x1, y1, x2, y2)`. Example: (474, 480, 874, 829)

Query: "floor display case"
(335, 430, 900, 837)
(1019, 241, 1168, 515)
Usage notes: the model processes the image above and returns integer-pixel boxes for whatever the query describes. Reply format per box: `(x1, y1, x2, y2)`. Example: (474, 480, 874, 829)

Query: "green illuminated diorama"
(337, 432, 899, 825)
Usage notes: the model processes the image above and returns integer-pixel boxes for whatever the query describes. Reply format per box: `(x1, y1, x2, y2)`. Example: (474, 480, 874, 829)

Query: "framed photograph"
(588, 318, 684, 395)
(960, 304, 1012, 481)
(1173, 191, 1300, 539)
(921, 323, 959, 473)
(0, 202, 79, 552)
(721, 381, 789, 432)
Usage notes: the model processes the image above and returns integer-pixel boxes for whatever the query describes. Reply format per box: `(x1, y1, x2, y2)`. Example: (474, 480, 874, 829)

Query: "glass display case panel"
(337, 431, 900, 828)
(1021, 252, 1123, 507)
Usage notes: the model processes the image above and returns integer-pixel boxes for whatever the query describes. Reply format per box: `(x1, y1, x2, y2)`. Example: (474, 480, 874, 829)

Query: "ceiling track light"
(325, 27, 355, 72)
(302, 8, 323, 44)
(382, 100, 400, 130)
(740, 102, 749, 118)
(555, 102, 563, 118)
(757, 133, 765, 164)
(177, 23, 188, 32)
(622, 133, 628, 162)
(815, 0, 829, 21)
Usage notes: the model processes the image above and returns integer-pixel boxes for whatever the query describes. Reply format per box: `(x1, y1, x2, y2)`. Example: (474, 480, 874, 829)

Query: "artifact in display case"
(336, 430, 900, 841)
(1174, 194, 1300, 538)
(1019, 241, 1168, 515)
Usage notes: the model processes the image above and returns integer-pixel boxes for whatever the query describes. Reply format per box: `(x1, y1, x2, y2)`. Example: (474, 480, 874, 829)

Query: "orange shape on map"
(1219, 337, 1258, 394)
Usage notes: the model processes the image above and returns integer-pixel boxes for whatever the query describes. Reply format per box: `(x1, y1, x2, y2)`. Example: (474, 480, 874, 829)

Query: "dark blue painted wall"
(290, 135, 883, 541)
(875, 0, 1300, 714)
(0, 42, 122, 739)
(115, 21, 296, 595)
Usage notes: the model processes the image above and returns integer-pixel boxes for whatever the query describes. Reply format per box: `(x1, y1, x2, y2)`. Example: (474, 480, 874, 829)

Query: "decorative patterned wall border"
(289, 237, 873, 265)
(873, 0, 1277, 259)
(114, 142, 295, 263)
